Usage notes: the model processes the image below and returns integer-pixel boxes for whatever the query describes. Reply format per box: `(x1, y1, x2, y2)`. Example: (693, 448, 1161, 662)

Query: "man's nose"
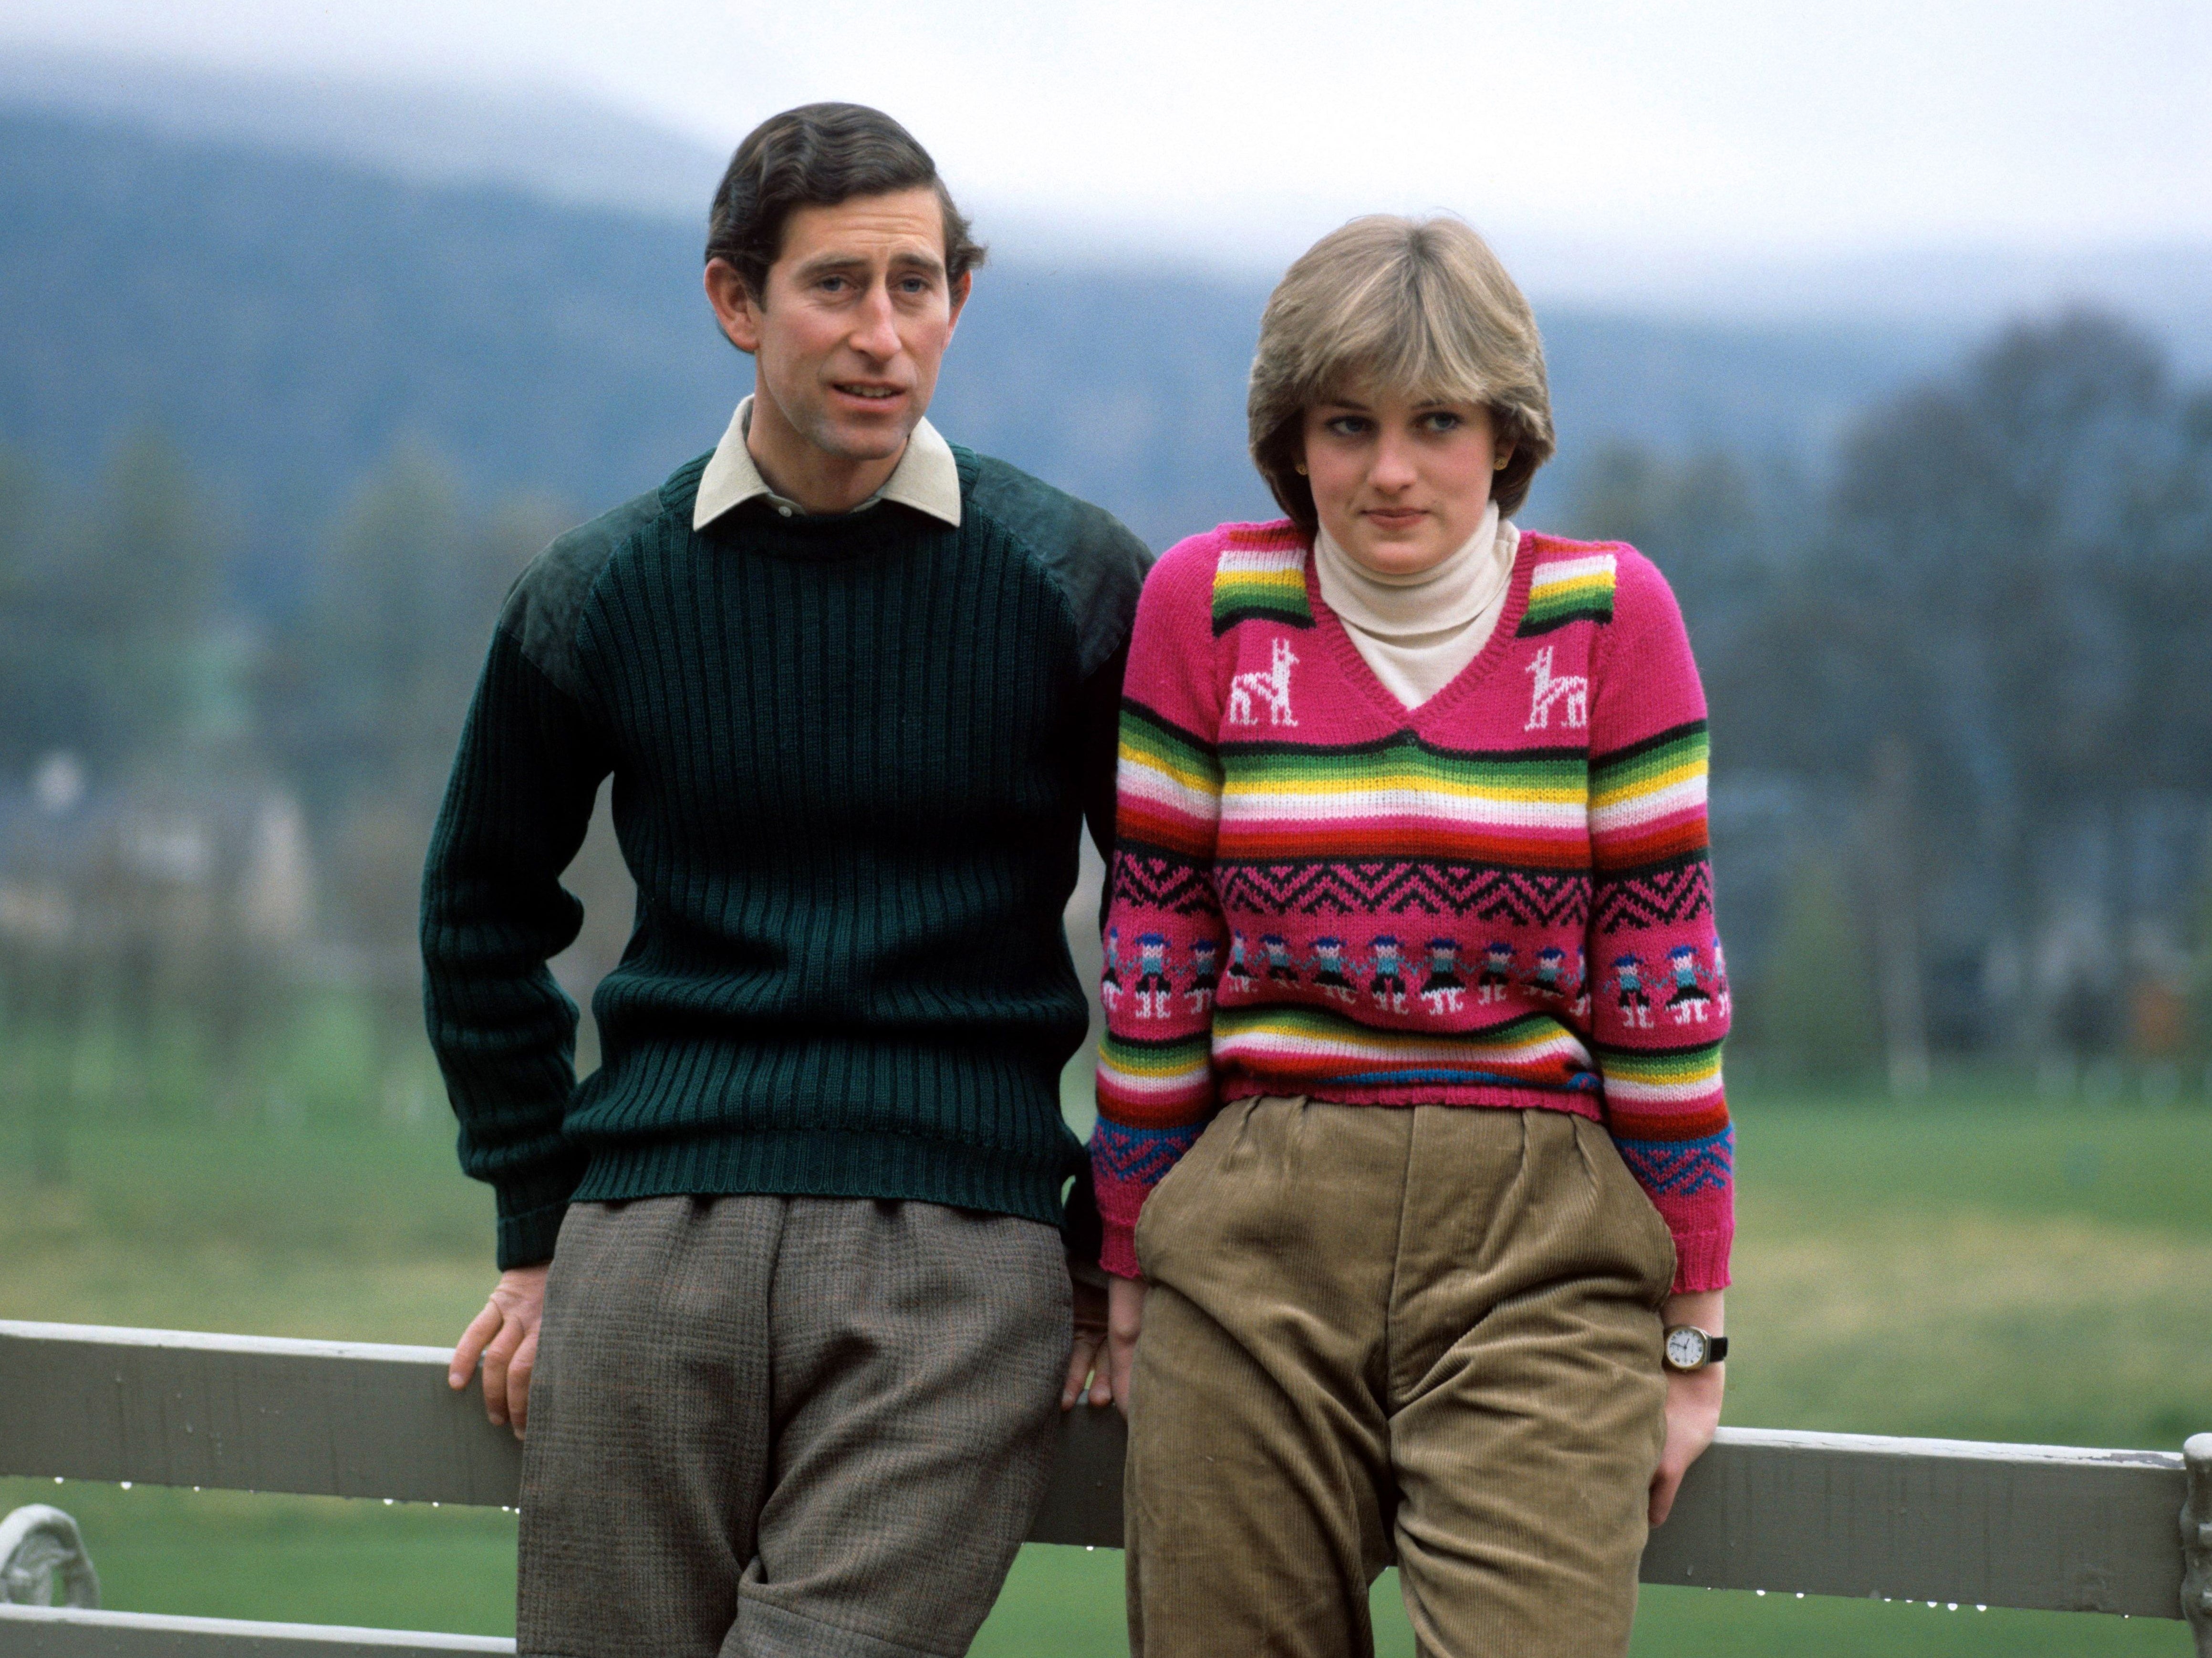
(849, 284, 902, 359)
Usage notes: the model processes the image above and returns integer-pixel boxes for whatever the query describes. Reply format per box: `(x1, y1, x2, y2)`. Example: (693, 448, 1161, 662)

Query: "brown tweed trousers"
(517, 1195, 1071, 1658)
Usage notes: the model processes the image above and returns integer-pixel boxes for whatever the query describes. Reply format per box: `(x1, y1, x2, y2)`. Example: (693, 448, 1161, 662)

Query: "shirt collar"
(692, 395, 963, 531)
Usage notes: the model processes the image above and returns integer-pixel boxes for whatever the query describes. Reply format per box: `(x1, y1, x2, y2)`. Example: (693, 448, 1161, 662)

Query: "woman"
(1081, 216, 1732, 1656)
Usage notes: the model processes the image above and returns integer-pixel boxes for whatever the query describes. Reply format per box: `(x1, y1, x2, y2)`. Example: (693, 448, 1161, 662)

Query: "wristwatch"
(1662, 1326, 1728, 1371)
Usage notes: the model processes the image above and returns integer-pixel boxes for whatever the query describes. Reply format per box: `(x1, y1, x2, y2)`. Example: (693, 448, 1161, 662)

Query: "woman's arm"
(1066, 539, 1230, 1412)
(1650, 1288, 1724, 1524)
(1583, 549, 1736, 1295)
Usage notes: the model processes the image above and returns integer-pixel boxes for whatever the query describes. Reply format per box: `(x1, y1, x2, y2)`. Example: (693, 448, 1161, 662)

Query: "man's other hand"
(450, 1264, 548, 1438)
(1062, 1270, 1110, 1410)
(1061, 1272, 1145, 1415)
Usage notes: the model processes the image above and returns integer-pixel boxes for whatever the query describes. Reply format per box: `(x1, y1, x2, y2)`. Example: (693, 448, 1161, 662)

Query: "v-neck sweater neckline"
(1304, 521, 1540, 730)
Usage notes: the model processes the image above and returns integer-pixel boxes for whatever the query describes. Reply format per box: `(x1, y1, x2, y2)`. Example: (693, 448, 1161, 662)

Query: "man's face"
(713, 187, 967, 467)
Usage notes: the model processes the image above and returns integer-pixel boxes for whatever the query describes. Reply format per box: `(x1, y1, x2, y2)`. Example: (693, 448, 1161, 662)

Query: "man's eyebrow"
(791, 248, 947, 282)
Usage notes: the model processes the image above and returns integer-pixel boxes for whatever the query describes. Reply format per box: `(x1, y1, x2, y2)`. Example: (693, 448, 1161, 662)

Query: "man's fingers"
(506, 1327, 539, 1438)
(479, 1317, 524, 1427)
(1061, 1332, 1105, 1410)
(448, 1299, 504, 1389)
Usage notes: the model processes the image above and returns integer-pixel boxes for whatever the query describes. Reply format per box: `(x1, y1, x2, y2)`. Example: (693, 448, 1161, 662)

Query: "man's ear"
(946, 269, 972, 334)
(705, 259, 763, 355)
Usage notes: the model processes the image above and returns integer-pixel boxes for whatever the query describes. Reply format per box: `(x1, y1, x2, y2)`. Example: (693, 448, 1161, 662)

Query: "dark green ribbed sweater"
(421, 444, 1151, 1268)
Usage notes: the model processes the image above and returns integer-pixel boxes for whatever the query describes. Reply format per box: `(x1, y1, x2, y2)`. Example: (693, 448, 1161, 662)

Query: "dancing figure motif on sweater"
(1185, 939, 1218, 1013)
(1133, 932, 1176, 1019)
(1664, 943, 1712, 1026)
(1523, 646, 1588, 731)
(1311, 936, 1358, 1003)
(1227, 636, 1298, 727)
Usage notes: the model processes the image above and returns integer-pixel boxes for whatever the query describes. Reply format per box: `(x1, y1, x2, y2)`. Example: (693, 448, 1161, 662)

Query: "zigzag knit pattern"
(1091, 521, 1734, 1293)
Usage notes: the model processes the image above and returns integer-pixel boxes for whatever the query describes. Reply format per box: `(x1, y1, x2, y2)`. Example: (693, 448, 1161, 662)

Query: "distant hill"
(0, 105, 2000, 586)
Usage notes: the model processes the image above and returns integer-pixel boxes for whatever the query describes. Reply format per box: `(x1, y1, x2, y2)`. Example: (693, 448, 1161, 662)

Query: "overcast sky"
(6, 0, 2207, 267)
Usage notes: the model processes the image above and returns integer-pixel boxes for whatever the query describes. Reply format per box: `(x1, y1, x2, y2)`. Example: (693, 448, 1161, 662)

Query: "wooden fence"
(2, 1320, 2207, 1654)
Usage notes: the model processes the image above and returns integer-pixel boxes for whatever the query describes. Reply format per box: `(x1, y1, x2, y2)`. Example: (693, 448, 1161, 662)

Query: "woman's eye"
(1422, 411, 1463, 433)
(1326, 416, 1370, 437)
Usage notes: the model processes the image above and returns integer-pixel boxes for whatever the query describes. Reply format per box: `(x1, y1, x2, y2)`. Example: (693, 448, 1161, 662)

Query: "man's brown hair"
(706, 103, 986, 300)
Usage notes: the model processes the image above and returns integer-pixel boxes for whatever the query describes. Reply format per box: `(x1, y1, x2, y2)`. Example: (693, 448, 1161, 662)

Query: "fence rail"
(1, 1320, 2205, 1653)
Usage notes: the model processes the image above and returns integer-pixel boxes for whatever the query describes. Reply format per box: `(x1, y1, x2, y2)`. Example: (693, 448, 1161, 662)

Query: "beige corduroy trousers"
(1125, 1097, 1676, 1658)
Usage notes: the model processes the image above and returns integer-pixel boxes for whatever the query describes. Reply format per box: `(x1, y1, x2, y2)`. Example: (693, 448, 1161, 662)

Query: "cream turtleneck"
(1313, 503, 1520, 709)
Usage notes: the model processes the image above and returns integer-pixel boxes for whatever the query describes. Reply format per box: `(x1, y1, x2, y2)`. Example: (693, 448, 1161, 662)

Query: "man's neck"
(746, 395, 907, 515)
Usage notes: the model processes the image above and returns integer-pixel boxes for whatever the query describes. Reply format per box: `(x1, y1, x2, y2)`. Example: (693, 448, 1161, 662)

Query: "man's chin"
(809, 414, 917, 465)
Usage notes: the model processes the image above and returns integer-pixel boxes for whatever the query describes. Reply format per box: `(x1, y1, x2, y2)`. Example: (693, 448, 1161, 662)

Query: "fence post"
(2182, 1433, 2212, 1657)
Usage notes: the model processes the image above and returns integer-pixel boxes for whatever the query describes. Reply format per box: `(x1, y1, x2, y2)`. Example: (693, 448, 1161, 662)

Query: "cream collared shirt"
(692, 394, 963, 531)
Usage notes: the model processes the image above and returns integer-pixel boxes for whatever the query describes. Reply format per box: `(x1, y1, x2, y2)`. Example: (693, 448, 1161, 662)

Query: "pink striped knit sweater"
(1090, 520, 1734, 1293)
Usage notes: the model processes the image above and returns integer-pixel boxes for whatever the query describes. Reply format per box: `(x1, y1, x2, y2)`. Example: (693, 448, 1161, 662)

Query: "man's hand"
(1060, 1273, 1146, 1415)
(449, 1265, 548, 1438)
(1648, 1289, 1724, 1526)
(1062, 1272, 1110, 1410)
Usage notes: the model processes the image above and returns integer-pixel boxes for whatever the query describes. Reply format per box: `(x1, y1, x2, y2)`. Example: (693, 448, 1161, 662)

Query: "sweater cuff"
(495, 1186, 578, 1270)
(1667, 1223, 1734, 1296)
(1100, 1218, 1143, 1281)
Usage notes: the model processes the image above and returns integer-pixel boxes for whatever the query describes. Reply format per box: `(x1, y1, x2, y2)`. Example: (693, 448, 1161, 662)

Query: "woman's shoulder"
(1139, 518, 1305, 614)
(1515, 530, 1683, 629)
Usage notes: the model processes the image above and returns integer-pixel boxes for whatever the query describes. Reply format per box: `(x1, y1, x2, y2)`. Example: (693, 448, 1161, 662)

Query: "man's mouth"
(835, 383, 903, 402)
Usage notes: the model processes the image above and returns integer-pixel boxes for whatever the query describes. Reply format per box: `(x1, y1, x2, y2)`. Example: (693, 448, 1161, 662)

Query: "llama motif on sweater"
(1091, 521, 1734, 1293)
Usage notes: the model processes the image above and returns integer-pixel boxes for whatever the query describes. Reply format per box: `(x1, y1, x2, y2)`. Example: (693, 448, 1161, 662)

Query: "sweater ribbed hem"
(569, 1130, 1074, 1230)
(1664, 1223, 1734, 1295)
(497, 1198, 574, 1271)
(1101, 1223, 1142, 1281)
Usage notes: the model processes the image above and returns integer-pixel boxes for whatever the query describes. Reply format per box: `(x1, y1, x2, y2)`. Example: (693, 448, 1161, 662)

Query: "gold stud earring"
(1493, 454, 1510, 471)
(1294, 463, 1309, 476)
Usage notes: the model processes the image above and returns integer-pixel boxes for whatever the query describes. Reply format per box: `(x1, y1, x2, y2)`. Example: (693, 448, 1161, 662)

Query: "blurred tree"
(53, 432, 227, 765)
(1724, 314, 2212, 1059)
(255, 444, 554, 1109)
(1755, 853, 1883, 1082)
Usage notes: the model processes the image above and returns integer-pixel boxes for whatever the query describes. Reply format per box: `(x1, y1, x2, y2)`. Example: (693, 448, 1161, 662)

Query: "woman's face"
(1301, 387, 1508, 577)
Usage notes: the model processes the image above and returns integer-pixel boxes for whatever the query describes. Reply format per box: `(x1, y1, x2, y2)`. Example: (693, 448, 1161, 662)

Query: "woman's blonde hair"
(1247, 215, 1555, 535)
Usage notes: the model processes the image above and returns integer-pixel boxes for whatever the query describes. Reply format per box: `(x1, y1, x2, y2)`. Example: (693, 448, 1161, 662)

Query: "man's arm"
(423, 607, 613, 1425)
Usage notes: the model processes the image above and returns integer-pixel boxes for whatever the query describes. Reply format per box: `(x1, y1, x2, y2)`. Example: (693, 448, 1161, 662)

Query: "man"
(423, 103, 1147, 1658)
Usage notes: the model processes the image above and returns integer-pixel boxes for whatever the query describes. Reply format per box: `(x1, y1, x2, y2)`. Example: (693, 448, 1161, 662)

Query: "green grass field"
(3, 1077, 2207, 1654)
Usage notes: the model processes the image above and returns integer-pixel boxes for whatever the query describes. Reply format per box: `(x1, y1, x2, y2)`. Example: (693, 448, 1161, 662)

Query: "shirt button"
(777, 505, 792, 518)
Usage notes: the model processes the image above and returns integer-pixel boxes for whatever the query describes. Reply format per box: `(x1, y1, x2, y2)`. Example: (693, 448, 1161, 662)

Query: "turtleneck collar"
(1313, 504, 1520, 708)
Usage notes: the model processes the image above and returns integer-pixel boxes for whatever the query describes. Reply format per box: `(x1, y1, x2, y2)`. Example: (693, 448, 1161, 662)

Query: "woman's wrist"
(1662, 1289, 1724, 1334)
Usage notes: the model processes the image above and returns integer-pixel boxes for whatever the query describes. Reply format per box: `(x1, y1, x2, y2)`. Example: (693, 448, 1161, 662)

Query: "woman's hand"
(449, 1265, 548, 1438)
(1648, 1289, 1724, 1526)
(1065, 1274, 1148, 1414)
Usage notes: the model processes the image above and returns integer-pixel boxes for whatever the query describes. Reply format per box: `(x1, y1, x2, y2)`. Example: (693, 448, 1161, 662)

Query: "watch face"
(1664, 1326, 1708, 1369)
